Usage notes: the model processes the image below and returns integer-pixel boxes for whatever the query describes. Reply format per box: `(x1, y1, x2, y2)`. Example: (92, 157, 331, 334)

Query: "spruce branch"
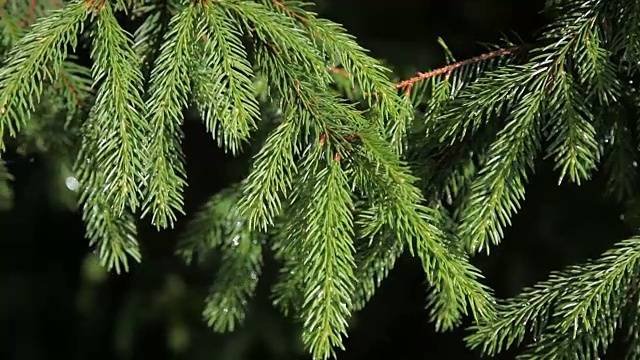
(467, 236, 640, 357)
(0, 4, 27, 46)
(76, 110, 141, 274)
(552, 240, 640, 338)
(237, 43, 410, 355)
(409, 46, 517, 136)
(432, 64, 531, 144)
(132, 0, 179, 78)
(242, 83, 361, 357)
(265, 0, 414, 153)
(18, 73, 87, 157)
(236, 46, 321, 231)
(572, 18, 620, 105)
(270, 220, 306, 317)
(10, 1, 640, 359)
(541, 0, 620, 104)
(624, 290, 640, 360)
(408, 123, 495, 207)
(296, 144, 356, 360)
(327, 41, 522, 129)
(203, 235, 262, 333)
(201, 195, 263, 333)
(443, 0, 618, 255)
(466, 273, 571, 355)
(539, 2, 617, 186)
(223, 0, 327, 83)
(0, 0, 60, 40)
(354, 128, 495, 329)
(141, 2, 199, 229)
(176, 187, 237, 265)
(516, 308, 619, 359)
(0, 0, 88, 151)
(457, 89, 542, 255)
(196, 3, 260, 154)
(177, 186, 263, 332)
(227, 0, 344, 231)
(238, 29, 498, 330)
(237, 115, 302, 231)
(87, 0, 149, 215)
(351, 230, 404, 311)
(614, 0, 640, 63)
(83, 202, 141, 274)
(545, 69, 600, 185)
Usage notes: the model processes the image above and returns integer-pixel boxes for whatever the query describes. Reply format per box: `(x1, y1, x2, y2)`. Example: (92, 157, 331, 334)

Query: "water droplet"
(65, 176, 79, 191)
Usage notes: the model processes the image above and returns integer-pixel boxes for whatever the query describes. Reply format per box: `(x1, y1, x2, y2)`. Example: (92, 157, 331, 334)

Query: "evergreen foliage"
(4, 0, 640, 358)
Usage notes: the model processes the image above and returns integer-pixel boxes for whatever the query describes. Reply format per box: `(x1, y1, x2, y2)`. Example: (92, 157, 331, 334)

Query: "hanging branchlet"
(194, 2, 261, 155)
(140, 2, 201, 229)
(132, 0, 180, 79)
(176, 186, 264, 333)
(0, 0, 88, 151)
(84, 0, 149, 215)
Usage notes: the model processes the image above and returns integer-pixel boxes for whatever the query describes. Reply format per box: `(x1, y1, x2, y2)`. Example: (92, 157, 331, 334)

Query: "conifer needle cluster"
(3, 0, 640, 358)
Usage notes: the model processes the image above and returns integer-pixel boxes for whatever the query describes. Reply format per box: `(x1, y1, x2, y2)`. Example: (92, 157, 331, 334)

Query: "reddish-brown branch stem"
(27, 0, 37, 23)
(329, 67, 349, 78)
(272, 0, 307, 23)
(395, 45, 522, 91)
(85, 0, 105, 13)
(330, 45, 524, 97)
(59, 73, 81, 106)
(8, 0, 60, 27)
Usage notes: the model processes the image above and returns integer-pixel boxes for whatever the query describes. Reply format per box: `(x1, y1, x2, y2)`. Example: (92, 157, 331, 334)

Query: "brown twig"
(329, 67, 349, 78)
(329, 45, 524, 97)
(85, 0, 105, 13)
(7, 0, 59, 28)
(395, 45, 522, 93)
(58, 73, 81, 106)
(272, 0, 307, 23)
(27, 0, 37, 23)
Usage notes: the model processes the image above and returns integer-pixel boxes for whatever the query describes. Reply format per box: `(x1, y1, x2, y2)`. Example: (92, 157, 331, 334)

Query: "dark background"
(0, 0, 635, 359)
